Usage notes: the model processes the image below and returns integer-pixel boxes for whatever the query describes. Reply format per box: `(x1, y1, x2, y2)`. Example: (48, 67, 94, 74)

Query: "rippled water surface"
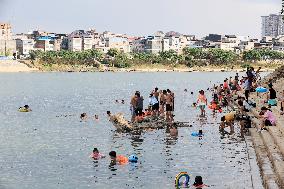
(0, 72, 256, 189)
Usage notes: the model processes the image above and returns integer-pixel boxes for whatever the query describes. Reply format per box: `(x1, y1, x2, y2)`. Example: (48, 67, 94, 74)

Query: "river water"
(0, 72, 260, 189)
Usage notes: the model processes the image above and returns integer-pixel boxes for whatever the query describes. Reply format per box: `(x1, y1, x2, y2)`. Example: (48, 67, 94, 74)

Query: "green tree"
(107, 48, 119, 57)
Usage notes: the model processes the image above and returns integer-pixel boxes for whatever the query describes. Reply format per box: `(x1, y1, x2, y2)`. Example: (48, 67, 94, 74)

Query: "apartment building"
(262, 14, 284, 37)
(16, 38, 35, 55)
(238, 40, 255, 52)
(82, 35, 93, 50)
(144, 36, 163, 54)
(168, 36, 181, 53)
(102, 31, 130, 53)
(219, 35, 240, 51)
(129, 37, 146, 53)
(68, 35, 82, 51)
(0, 23, 12, 40)
(0, 23, 16, 56)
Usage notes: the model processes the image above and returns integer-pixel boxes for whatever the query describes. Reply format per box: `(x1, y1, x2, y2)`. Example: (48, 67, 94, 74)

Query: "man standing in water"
(165, 90, 174, 122)
(130, 92, 138, 122)
(167, 89, 175, 111)
(243, 77, 251, 102)
(149, 93, 159, 117)
(159, 90, 167, 117)
(136, 93, 144, 115)
(154, 87, 159, 103)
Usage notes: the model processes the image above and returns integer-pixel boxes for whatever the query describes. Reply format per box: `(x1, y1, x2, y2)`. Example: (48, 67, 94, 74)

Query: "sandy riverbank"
(0, 60, 38, 72)
(0, 59, 278, 73)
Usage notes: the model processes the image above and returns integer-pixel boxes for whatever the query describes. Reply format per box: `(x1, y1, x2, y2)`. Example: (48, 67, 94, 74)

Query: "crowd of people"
(19, 66, 283, 187)
(204, 66, 280, 137)
(130, 87, 175, 123)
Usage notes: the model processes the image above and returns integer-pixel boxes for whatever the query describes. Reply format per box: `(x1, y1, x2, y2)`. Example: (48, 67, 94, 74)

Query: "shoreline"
(0, 60, 277, 73)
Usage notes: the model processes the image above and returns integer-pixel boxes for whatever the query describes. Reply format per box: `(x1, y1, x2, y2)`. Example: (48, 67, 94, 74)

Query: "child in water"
(109, 151, 128, 165)
(80, 113, 87, 120)
(193, 176, 207, 188)
(90, 148, 105, 159)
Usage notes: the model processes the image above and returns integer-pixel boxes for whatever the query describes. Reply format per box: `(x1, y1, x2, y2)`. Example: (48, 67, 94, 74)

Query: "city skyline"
(0, 0, 281, 38)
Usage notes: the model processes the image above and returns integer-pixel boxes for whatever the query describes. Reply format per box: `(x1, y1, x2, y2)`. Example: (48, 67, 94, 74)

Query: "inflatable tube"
(208, 103, 217, 110)
(191, 132, 204, 137)
(128, 154, 138, 163)
(175, 172, 190, 186)
(256, 87, 268, 93)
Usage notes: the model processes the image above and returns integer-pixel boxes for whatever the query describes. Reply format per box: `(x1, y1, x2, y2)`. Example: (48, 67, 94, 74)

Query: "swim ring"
(128, 154, 138, 163)
(256, 87, 268, 93)
(175, 172, 190, 186)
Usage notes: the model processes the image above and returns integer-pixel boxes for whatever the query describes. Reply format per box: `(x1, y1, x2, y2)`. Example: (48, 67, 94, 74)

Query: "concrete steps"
(250, 109, 284, 188)
(250, 128, 280, 189)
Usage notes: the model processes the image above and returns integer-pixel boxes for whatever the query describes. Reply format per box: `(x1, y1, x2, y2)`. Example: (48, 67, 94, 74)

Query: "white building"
(68, 30, 93, 51)
(168, 36, 180, 53)
(16, 38, 35, 56)
(130, 38, 146, 53)
(262, 14, 284, 37)
(273, 35, 284, 51)
(82, 35, 93, 50)
(68, 36, 82, 51)
(0, 23, 16, 56)
(102, 31, 130, 53)
(144, 36, 163, 54)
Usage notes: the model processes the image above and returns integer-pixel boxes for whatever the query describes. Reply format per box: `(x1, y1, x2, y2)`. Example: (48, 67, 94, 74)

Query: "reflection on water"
(0, 72, 257, 189)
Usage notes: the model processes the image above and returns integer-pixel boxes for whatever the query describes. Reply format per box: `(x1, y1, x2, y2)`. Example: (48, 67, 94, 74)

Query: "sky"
(0, 0, 280, 38)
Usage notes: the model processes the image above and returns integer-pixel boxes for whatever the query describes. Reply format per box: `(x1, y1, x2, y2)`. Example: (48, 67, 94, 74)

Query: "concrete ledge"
(250, 128, 280, 189)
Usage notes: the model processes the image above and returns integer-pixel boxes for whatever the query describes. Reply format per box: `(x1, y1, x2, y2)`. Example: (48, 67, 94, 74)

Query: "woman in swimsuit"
(197, 90, 207, 116)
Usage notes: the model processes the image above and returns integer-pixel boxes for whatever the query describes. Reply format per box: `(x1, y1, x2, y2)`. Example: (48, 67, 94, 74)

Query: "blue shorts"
(268, 99, 277, 106)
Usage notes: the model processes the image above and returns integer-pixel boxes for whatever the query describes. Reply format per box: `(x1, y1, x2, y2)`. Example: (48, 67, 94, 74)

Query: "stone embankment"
(245, 68, 284, 188)
(0, 60, 38, 72)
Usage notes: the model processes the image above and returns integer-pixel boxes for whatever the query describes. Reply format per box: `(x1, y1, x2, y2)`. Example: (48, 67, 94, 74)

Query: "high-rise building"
(0, 23, 16, 56)
(261, 14, 284, 37)
(0, 23, 12, 40)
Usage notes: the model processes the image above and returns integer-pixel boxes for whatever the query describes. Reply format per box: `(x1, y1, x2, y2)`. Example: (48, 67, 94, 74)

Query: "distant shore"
(0, 60, 38, 72)
(0, 59, 279, 73)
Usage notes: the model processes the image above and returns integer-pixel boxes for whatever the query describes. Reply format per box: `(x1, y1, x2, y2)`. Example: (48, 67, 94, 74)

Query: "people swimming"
(18, 105, 32, 112)
(115, 99, 125, 104)
(135, 112, 144, 123)
(109, 151, 129, 165)
(90, 148, 105, 159)
(193, 176, 207, 188)
(80, 113, 88, 120)
(169, 123, 178, 137)
(191, 130, 204, 137)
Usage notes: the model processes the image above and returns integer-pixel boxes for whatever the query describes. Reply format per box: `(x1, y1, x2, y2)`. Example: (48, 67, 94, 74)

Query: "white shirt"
(149, 96, 158, 105)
